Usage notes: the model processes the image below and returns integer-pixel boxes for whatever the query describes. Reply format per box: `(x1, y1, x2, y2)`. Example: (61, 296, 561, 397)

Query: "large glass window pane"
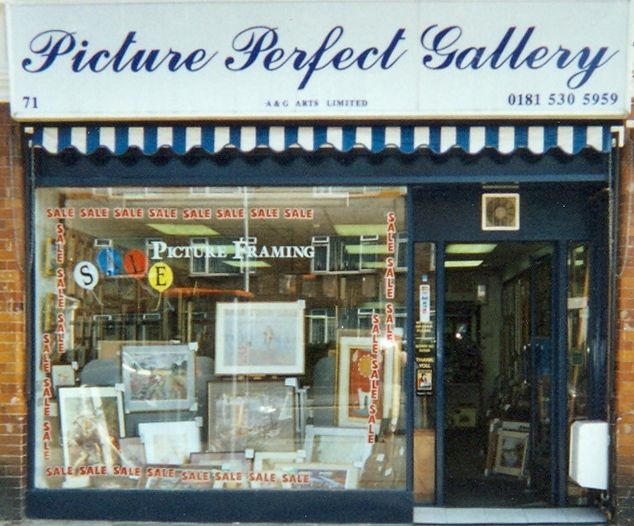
(33, 186, 406, 492)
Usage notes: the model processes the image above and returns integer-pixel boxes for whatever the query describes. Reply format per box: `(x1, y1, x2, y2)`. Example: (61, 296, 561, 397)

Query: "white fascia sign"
(4, 0, 632, 120)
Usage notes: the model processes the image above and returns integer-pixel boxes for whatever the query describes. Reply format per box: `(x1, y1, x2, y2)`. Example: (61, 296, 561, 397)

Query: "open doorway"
(443, 242, 554, 507)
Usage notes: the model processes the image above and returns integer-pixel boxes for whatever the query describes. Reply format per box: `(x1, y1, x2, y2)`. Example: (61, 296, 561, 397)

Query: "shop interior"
(35, 186, 409, 491)
(441, 241, 590, 507)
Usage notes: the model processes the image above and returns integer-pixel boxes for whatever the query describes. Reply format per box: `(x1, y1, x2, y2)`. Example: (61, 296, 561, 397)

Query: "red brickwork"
(616, 107, 634, 525)
(0, 102, 27, 520)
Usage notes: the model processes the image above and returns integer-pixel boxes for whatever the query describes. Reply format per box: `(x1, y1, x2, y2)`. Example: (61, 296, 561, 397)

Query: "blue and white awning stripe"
(29, 124, 620, 155)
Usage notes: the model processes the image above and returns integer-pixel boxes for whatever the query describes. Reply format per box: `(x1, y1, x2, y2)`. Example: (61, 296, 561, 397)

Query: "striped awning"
(29, 124, 620, 156)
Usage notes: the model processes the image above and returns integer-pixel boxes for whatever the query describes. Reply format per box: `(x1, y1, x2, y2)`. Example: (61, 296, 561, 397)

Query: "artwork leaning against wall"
(33, 185, 407, 492)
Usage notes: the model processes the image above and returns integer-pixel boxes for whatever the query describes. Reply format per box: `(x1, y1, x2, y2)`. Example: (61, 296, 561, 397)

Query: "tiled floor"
(413, 506, 608, 525)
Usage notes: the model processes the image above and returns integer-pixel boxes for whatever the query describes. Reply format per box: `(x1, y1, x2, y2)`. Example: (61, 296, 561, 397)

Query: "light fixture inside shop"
(224, 261, 271, 268)
(148, 224, 220, 236)
(334, 224, 386, 236)
(345, 245, 391, 255)
(445, 260, 484, 268)
(360, 261, 388, 269)
(446, 243, 497, 254)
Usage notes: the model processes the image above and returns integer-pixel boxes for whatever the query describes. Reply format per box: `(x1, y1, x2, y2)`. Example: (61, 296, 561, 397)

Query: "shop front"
(4, 1, 631, 524)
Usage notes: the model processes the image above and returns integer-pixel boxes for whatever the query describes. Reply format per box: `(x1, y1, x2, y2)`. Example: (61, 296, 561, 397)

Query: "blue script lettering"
(420, 25, 617, 89)
(21, 30, 216, 73)
(225, 26, 406, 89)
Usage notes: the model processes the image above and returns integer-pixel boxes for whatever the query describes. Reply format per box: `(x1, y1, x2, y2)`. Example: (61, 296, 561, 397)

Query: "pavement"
(0, 521, 611, 526)
(0, 508, 611, 526)
(1, 523, 411, 526)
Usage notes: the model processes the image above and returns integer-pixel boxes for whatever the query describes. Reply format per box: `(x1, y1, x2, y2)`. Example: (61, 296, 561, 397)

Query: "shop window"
(34, 186, 407, 492)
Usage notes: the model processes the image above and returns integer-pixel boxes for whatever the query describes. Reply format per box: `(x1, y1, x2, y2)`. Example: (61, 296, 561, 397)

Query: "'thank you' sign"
(5, 0, 632, 120)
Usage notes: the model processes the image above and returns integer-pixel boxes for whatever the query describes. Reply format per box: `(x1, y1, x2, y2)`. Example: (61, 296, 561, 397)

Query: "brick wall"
(0, 102, 27, 520)
(616, 112, 634, 525)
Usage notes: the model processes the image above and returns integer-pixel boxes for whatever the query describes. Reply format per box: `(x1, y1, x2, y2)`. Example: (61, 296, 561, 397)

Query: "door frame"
(409, 183, 609, 507)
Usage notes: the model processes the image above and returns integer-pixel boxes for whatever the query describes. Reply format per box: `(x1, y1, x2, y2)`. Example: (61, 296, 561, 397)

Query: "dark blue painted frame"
(26, 145, 611, 521)
(409, 179, 610, 507)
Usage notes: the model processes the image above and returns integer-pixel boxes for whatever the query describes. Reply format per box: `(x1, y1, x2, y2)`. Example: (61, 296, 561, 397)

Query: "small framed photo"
(189, 451, 251, 489)
(118, 437, 147, 469)
(253, 451, 303, 472)
(138, 420, 201, 465)
(44, 237, 59, 276)
(336, 334, 396, 427)
(276, 463, 360, 490)
(121, 344, 195, 412)
(304, 425, 373, 466)
(189, 451, 252, 473)
(89, 475, 139, 489)
(139, 465, 215, 490)
(42, 293, 56, 333)
(494, 430, 529, 476)
(214, 301, 305, 375)
(52, 364, 75, 392)
(58, 386, 125, 472)
(251, 451, 304, 489)
(207, 380, 296, 452)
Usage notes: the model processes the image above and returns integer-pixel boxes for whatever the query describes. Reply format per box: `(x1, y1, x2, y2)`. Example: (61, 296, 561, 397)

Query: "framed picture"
(253, 451, 303, 472)
(207, 380, 296, 452)
(304, 425, 373, 466)
(44, 237, 58, 276)
(138, 421, 201, 465)
(89, 475, 139, 489)
(336, 334, 396, 427)
(121, 344, 195, 412)
(98, 340, 166, 361)
(118, 436, 147, 469)
(276, 463, 360, 490)
(214, 301, 305, 375)
(494, 430, 529, 476)
(189, 451, 251, 489)
(51, 364, 75, 392)
(42, 292, 56, 333)
(58, 386, 125, 472)
(189, 451, 252, 472)
(139, 465, 215, 490)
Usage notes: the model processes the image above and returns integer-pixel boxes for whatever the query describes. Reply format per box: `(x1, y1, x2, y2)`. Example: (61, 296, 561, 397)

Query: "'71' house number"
(23, 96, 39, 108)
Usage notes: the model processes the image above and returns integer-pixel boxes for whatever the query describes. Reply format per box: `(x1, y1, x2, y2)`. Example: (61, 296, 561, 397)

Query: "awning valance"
(29, 124, 620, 156)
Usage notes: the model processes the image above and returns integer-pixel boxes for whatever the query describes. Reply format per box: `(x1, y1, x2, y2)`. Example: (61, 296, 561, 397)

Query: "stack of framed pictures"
(484, 419, 530, 478)
(44, 299, 406, 492)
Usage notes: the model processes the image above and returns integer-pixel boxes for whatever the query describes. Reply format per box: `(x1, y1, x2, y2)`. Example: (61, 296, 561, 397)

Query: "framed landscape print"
(336, 334, 396, 427)
(138, 420, 201, 465)
(207, 380, 296, 452)
(214, 301, 305, 375)
(189, 451, 252, 473)
(253, 451, 303, 471)
(276, 463, 360, 490)
(139, 465, 215, 490)
(304, 425, 372, 466)
(58, 386, 125, 473)
(251, 451, 304, 489)
(121, 344, 195, 412)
